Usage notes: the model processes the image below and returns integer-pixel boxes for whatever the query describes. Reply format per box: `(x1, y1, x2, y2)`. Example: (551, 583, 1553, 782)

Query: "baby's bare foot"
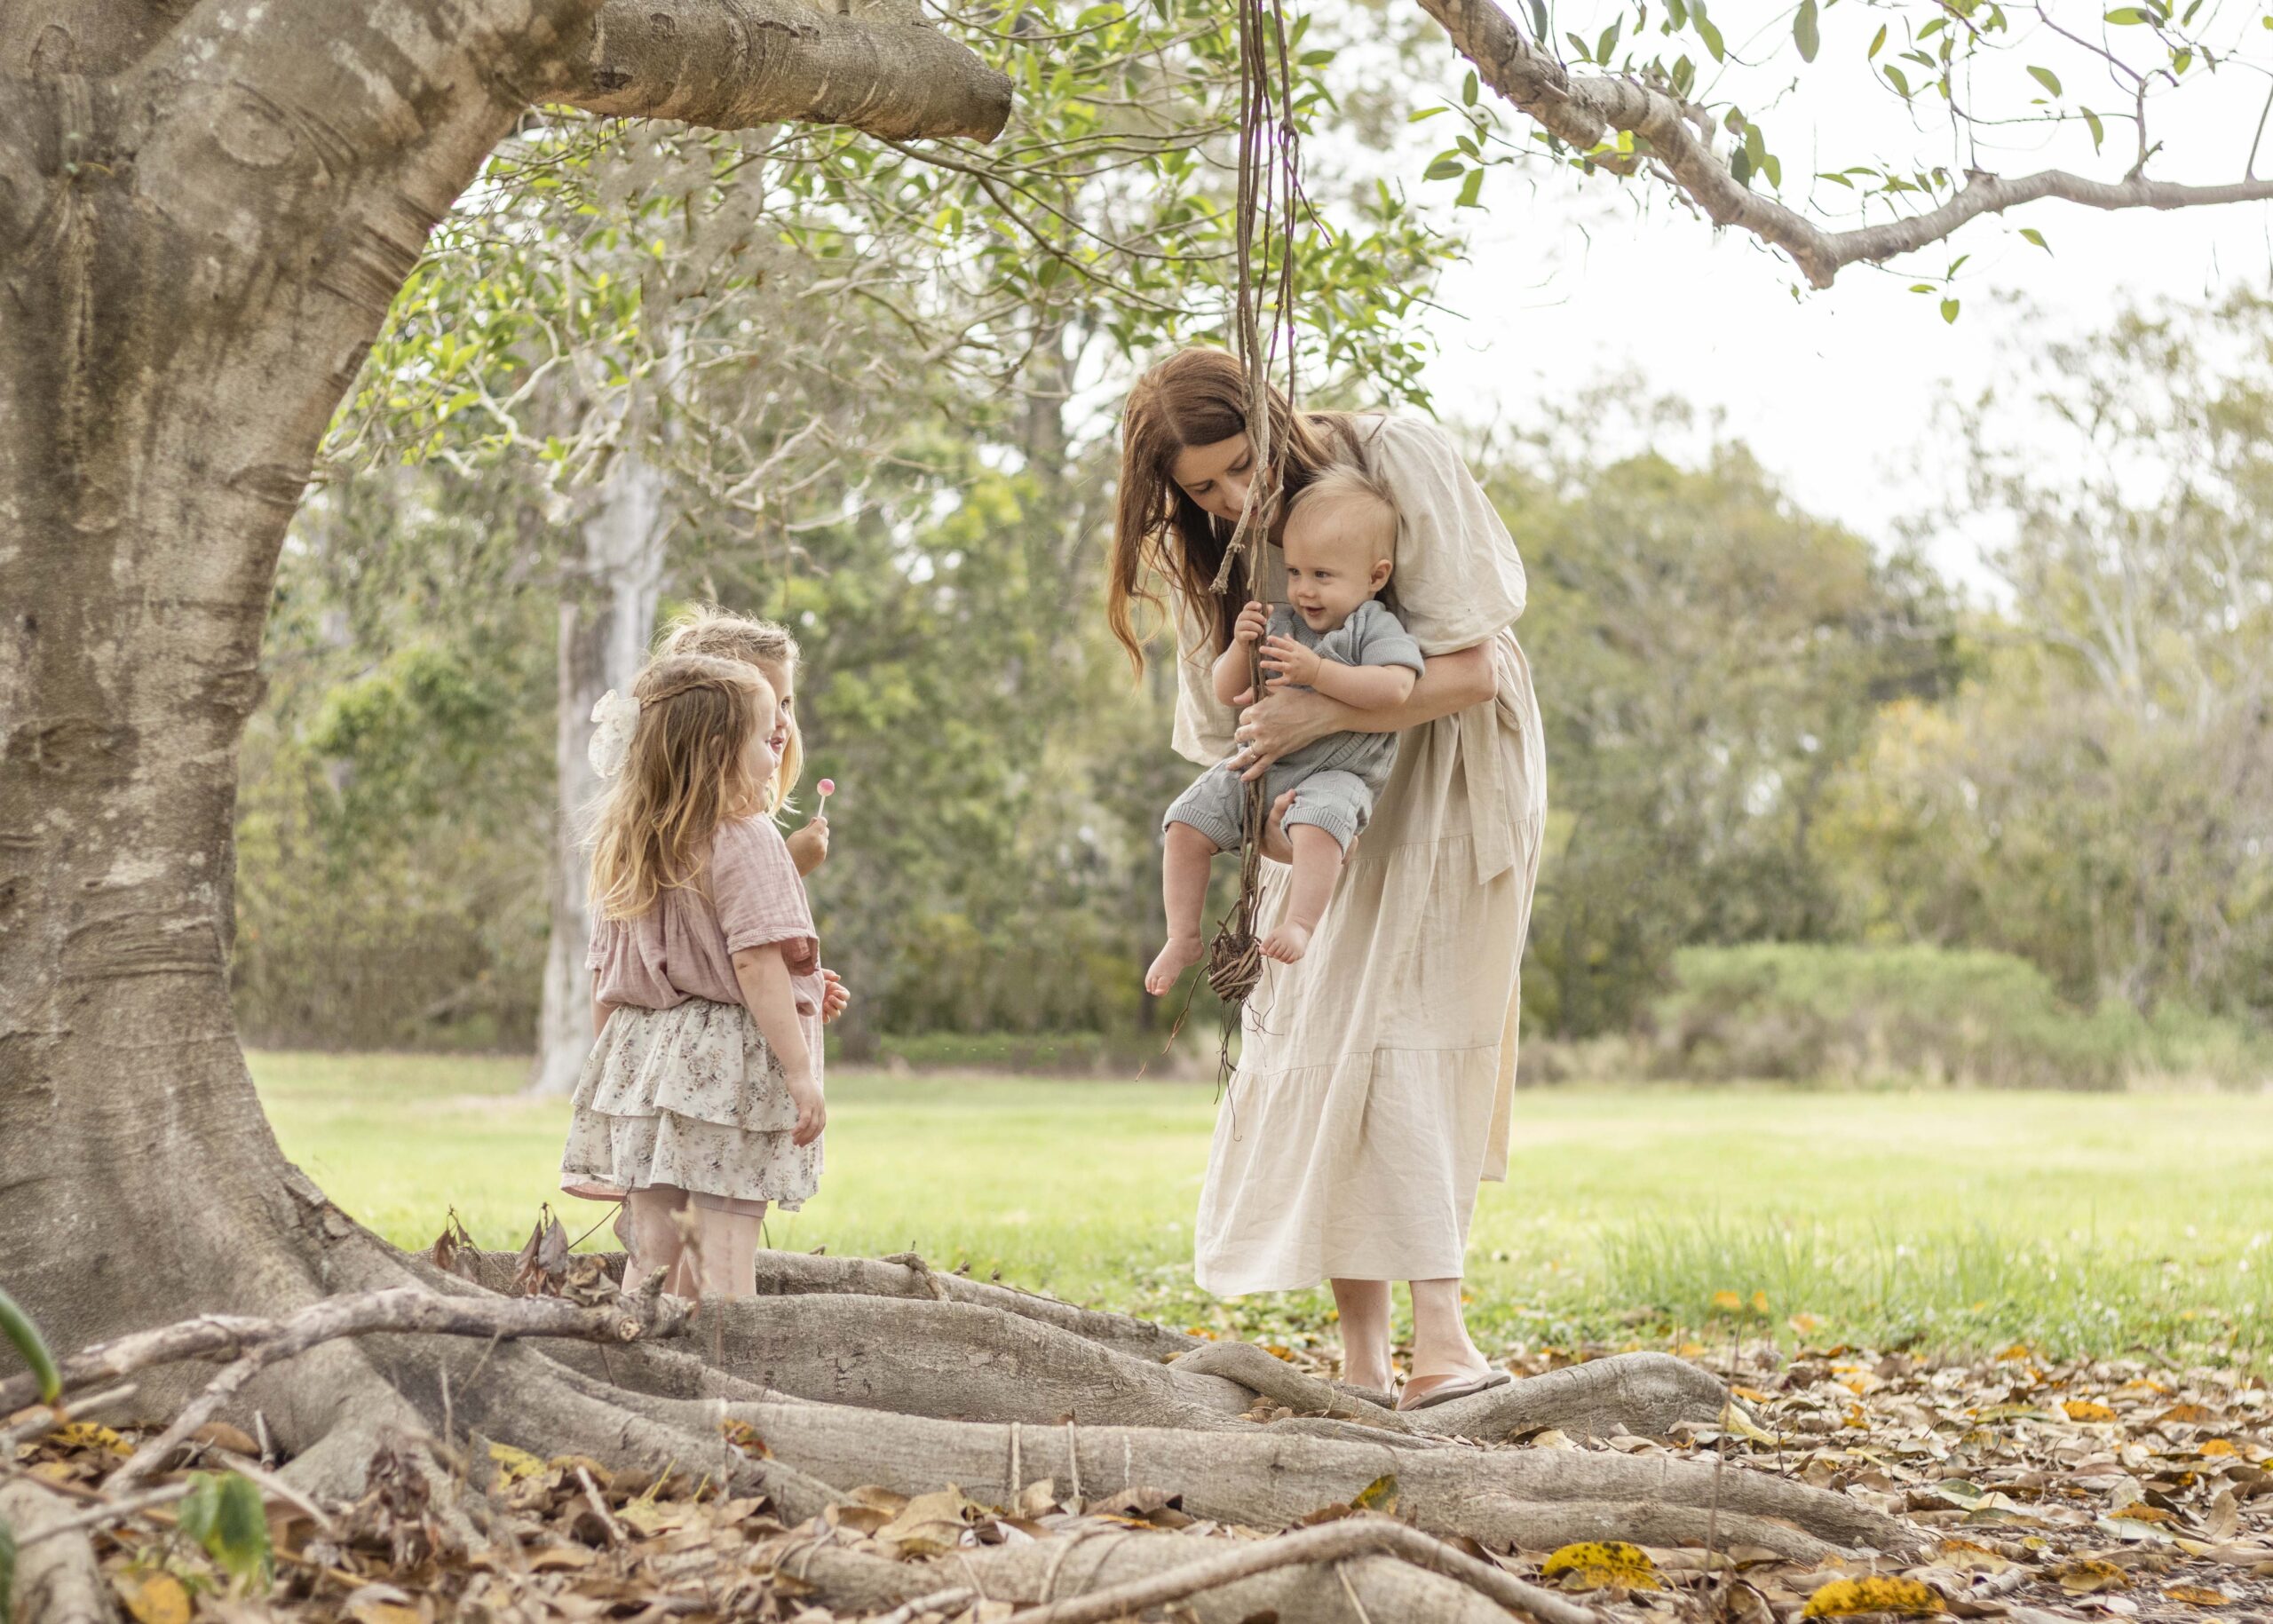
(1259, 921, 1313, 963)
(1145, 935, 1204, 995)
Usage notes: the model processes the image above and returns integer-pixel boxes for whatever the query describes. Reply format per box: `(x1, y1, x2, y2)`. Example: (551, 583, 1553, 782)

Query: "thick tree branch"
(1416, 0, 2273, 289)
(547, 0, 1011, 141)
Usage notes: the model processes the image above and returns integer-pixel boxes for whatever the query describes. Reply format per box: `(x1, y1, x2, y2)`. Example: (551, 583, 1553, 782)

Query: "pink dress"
(560, 816, 828, 1212)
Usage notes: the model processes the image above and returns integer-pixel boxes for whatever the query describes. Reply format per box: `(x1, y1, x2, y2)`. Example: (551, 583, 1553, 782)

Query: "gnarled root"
(1424, 1351, 1734, 1441)
(0, 1479, 115, 1624)
(768, 1525, 1586, 1624)
(693, 1295, 1252, 1429)
(717, 1396, 1916, 1560)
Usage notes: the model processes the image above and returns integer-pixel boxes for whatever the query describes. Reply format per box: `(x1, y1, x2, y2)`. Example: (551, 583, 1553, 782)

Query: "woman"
(1109, 348, 1547, 1410)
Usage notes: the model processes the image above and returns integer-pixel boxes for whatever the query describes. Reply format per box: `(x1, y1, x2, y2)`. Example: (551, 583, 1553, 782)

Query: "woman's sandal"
(1395, 1368, 1512, 1412)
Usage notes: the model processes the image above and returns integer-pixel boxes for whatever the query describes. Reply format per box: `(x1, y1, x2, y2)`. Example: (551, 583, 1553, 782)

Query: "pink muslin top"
(588, 815, 822, 1020)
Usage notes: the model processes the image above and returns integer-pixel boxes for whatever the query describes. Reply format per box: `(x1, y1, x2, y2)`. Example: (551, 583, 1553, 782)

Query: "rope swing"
(1204, 0, 1306, 1009)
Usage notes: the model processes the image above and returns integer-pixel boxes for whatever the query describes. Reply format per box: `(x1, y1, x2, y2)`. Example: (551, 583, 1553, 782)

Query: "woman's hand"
(1228, 686, 1340, 782)
(819, 969, 851, 1024)
(786, 815, 830, 875)
(785, 1070, 827, 1145)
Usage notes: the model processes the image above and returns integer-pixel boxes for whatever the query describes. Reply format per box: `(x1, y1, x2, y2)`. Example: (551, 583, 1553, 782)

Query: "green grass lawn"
(253, 1051, 2273, 1364)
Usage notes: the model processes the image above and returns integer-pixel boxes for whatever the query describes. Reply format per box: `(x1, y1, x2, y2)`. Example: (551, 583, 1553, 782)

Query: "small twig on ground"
(16, 1480, 195, 1547)
(0, 1383, 136, 1451)
(1002, 1518, 1605, 1624)
(577, 1463, 625, 1545)
(875, 1587, 978, 1624)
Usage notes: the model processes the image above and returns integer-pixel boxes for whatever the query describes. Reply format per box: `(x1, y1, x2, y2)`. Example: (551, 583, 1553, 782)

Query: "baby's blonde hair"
(654, 605, 804, 814)
(589, 655, 773, 922)
(1286, 463, 1399, 567)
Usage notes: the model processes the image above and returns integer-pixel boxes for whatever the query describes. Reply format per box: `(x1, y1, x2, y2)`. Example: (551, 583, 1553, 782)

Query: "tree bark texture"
(532, 453, 669, 1094)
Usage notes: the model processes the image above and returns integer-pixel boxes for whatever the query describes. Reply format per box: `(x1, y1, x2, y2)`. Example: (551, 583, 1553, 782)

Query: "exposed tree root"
(0, 1479, 114, 1624)
(709, 1396, 1916, 1559)
(997, 1517, 1607, 1624)
(1423, 1351, 1735, 1441)
(470, 1244, 1200, 1362)
(767, 1526, 1580, 1624)
(693, 1295, 1253, 1429)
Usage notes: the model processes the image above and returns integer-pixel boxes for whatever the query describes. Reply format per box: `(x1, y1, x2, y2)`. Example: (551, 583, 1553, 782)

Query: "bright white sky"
(1400, 3, 2273, 589)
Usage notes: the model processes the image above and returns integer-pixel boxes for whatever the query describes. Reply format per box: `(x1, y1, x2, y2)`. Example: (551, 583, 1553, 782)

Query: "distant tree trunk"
(531, 456, 669, 1096)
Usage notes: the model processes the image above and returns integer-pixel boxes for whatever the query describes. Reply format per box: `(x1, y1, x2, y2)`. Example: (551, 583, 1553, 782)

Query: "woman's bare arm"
(1232, 644, 1496, 780)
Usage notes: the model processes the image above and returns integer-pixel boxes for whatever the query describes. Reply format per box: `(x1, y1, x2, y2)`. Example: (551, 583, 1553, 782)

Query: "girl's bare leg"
(1406, 1276, 1493, 1390)
(622, 1186, 690, 1291)
(1259, 826, 1342, 963)
(1146, 821, 1221, 994)
(1329, 1277, 1395, 1392)
(688, 1201, 767, 1297)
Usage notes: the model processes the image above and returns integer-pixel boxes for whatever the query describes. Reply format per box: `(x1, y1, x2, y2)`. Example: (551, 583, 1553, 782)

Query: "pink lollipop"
(816, 779, 836, 815)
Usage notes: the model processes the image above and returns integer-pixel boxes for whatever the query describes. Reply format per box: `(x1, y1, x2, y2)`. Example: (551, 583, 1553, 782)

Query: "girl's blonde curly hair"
(588, 654, 774, 922)
(654, 605, 804, 816)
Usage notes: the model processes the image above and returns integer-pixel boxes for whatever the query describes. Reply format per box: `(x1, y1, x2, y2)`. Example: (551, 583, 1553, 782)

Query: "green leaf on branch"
(0, 1287, 60, 1406)
(1868, 23, 1887, 58)
(2021, 226, 2052, 253)
(1697, 9, 1725, 61)
(1424, 157, 1465, 181)
(1942, 297, 1961, 324)
(2104, 7, 2150, 22)
(1794, 0, 1820, 62)
(2083, 107, 2106, 149)
(2028, 65, 2063, 96)
(1458, 167, 1486, 209)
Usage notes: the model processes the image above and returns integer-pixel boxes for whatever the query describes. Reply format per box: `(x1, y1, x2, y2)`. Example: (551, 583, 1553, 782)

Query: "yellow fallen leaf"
(1996, 1343, 2032, 1362)
(1800, 1576, 1944, 1617)
(2166, 1583, 2231, 1606)
(1350, 1473, 1398, 1514)
(1786, 1311, 1821, 1336)
(2063, 1399, 2119, 1423)
(1731, 1384, 1770, 1402)
(2199, 1438, 2237, 1456)
(54, 1421, 131, 1456)
(116, 1573, 192, 1624)
(1933, 1538, 2013, 1574)
(2160, 1403, 2220, 1424)
(1679, 1342, 1707, 1358)
(1712, 1290, 1744, 1312)
(1541, 1540, 1659, 1591)
(487, 1440, 547, 1482)
(1750, 1290, 1770, 1313)
(2057, 1558, 2130, 1594)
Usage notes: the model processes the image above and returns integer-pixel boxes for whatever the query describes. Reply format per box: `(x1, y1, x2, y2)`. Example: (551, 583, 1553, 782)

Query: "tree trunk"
(0, 0, 1004, 1394)
(531, 455, 669, 1095)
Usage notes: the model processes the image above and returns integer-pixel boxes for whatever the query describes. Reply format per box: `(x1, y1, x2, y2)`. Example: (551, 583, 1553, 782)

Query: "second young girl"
(558, 654, 833, 1298)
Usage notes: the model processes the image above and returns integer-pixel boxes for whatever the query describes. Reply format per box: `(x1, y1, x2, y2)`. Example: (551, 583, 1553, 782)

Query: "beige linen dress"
(1180, 416, 1548, 1295)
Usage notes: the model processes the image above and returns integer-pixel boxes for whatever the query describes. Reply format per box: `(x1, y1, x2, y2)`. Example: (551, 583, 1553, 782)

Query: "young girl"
(559, 654, 831, 1298)
(653, 606, 848, 1015)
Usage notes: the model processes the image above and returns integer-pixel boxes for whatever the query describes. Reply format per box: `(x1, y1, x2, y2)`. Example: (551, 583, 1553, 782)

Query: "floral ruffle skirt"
(560, 997, 820, 1211)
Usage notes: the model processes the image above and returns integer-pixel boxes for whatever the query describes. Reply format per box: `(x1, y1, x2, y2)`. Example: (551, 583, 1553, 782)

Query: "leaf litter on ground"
(9, 1330, 2272, 1621)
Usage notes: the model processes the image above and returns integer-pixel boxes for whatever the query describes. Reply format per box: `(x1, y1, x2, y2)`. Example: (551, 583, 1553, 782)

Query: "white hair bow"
(588, 689, 640, 780)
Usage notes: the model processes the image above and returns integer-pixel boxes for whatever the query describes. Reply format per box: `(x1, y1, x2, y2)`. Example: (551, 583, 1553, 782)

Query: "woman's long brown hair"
(589, 655, 772, 921)
(1107, 347, 1368, 672)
